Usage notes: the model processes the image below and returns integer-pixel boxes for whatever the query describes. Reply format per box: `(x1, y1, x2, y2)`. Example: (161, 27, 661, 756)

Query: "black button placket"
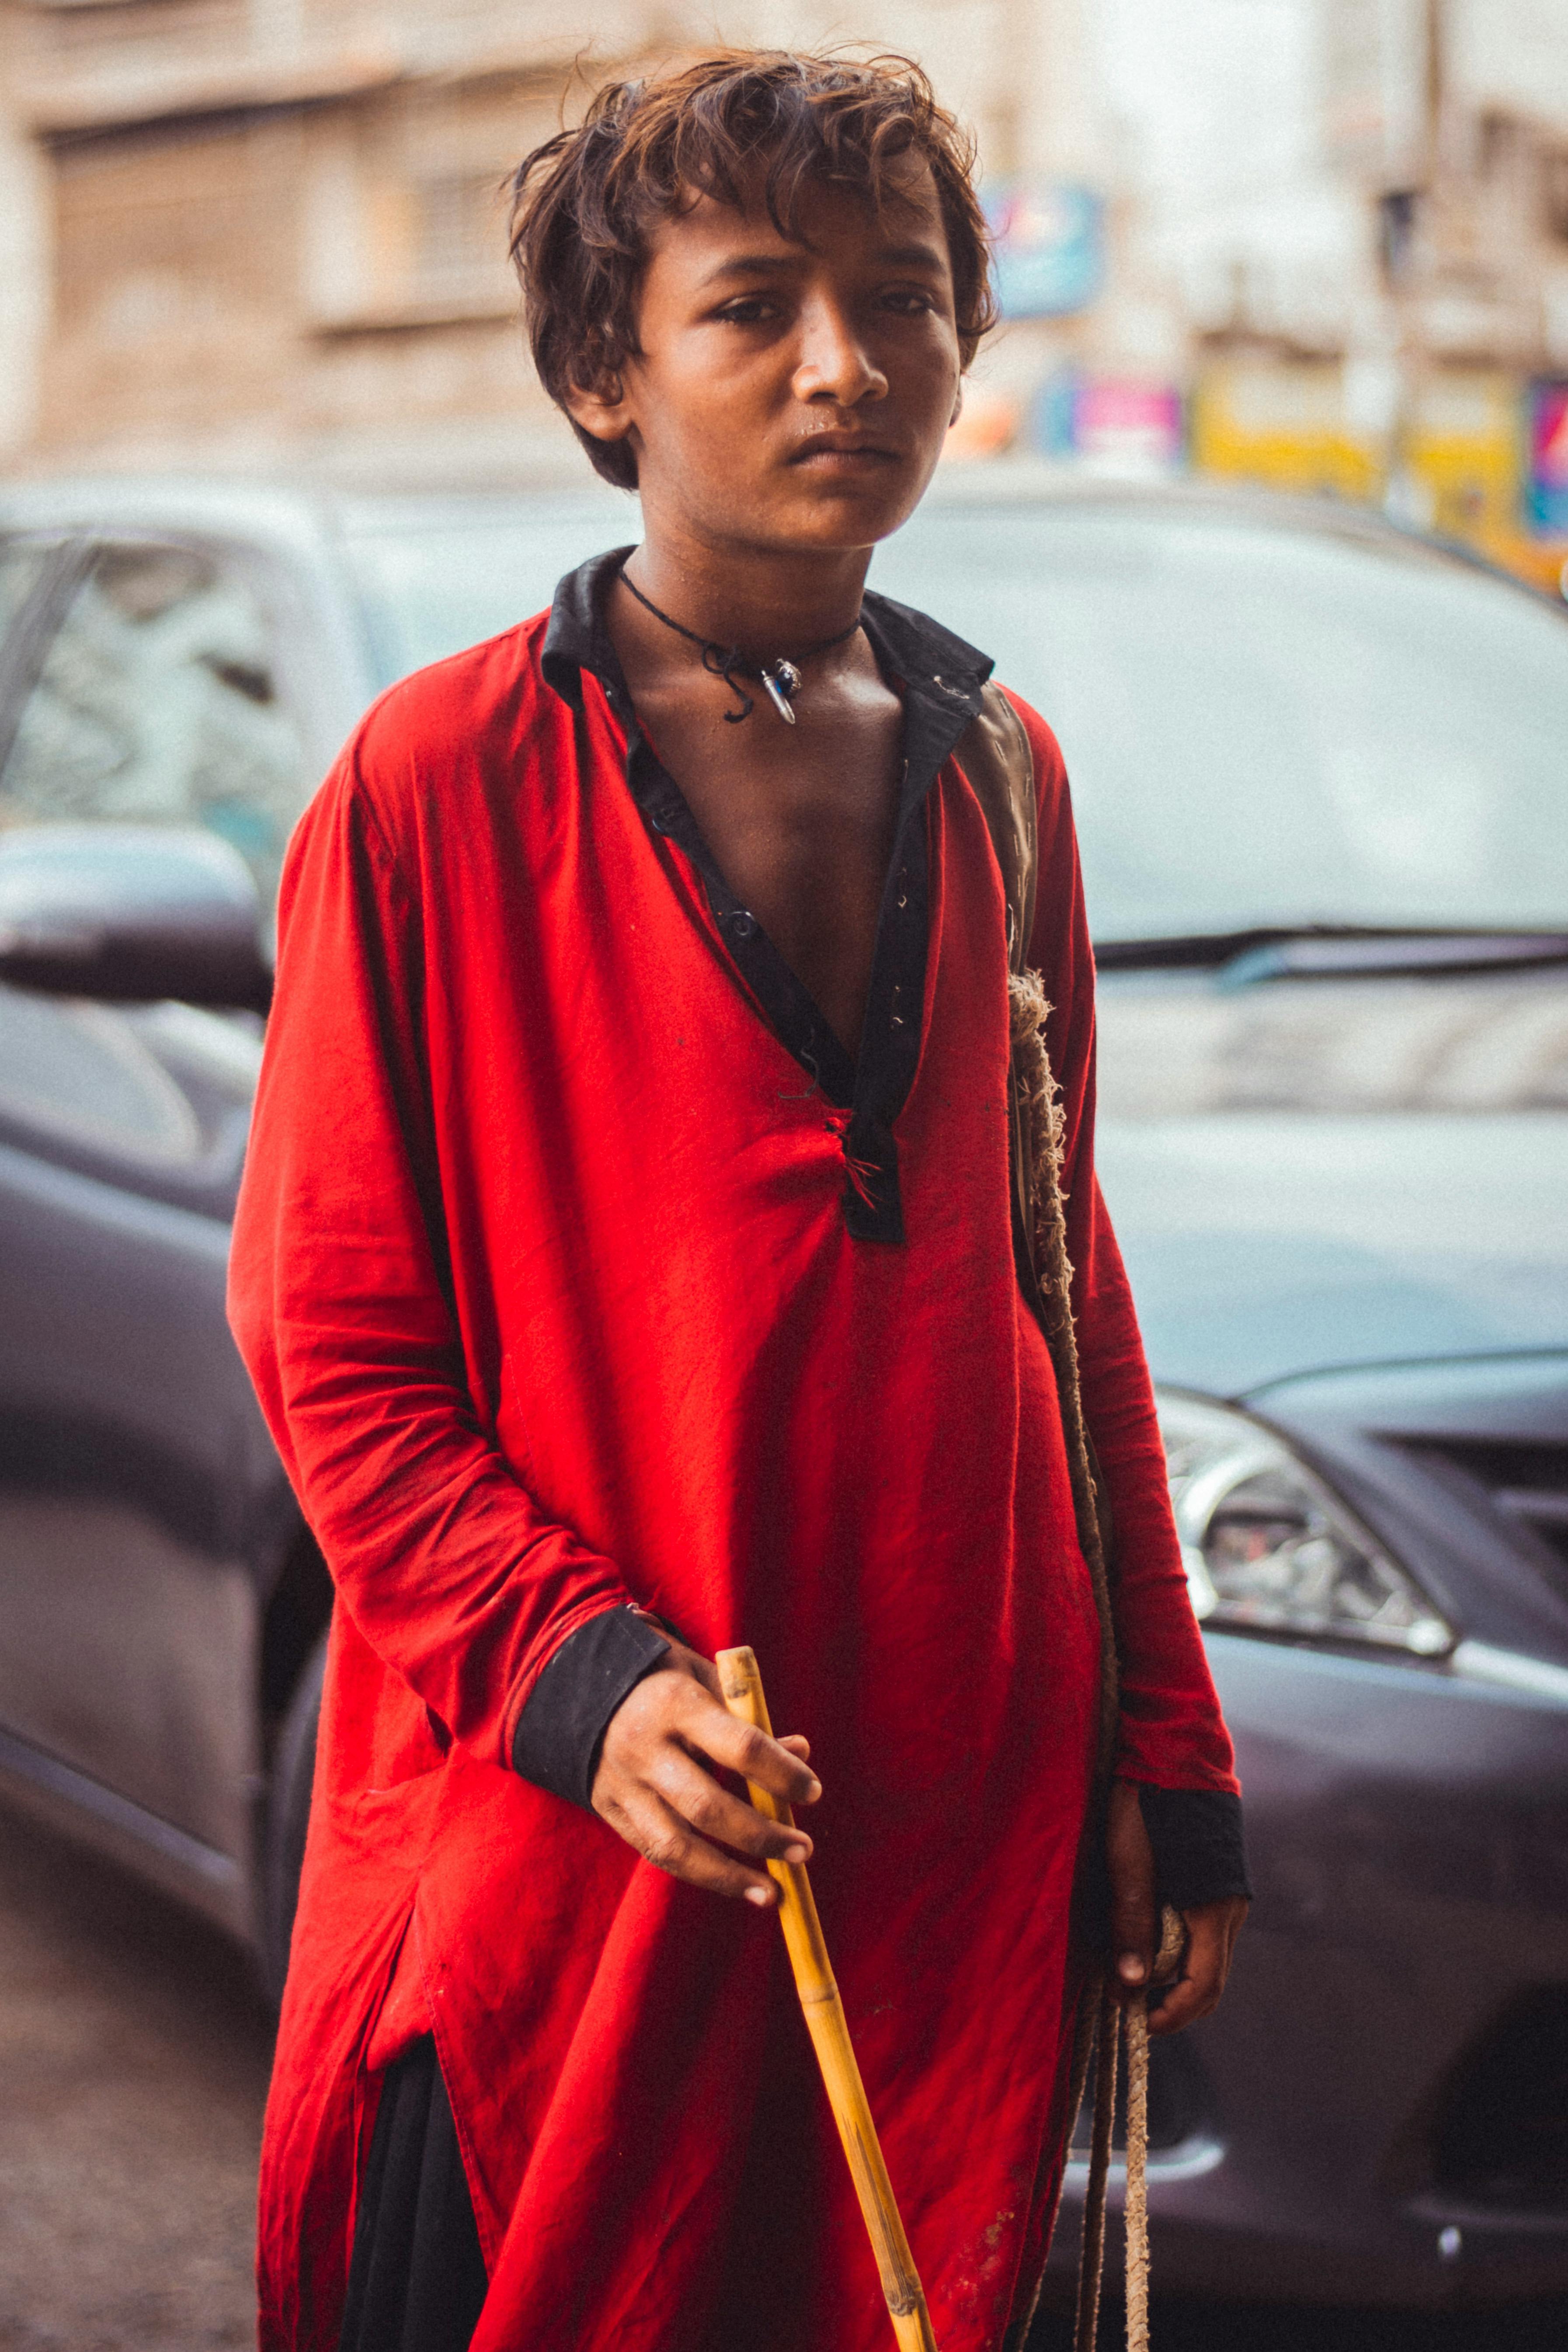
(540, 553, 993, 1246)
(836, 627, 987, 1241)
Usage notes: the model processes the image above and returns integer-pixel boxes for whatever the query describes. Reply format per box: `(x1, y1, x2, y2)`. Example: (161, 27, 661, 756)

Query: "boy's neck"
(624, 513, 873, 661)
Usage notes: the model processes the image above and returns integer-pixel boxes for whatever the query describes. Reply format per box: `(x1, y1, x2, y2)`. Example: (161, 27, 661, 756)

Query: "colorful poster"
(984, 183, 1103, 319)
(1527, 381, 1568, 536)
(1033, 372, 1184, 470)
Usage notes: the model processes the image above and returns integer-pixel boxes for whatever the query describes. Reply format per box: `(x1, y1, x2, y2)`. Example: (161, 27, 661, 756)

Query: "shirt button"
(730, 910, 758, 939)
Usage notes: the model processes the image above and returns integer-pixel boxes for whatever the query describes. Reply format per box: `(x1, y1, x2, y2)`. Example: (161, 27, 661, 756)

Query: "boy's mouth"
(788, 431, 904, 468)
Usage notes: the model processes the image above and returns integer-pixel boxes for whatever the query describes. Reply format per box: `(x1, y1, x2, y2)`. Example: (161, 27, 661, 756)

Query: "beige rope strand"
(1006, 972, 1120, 1786)
(1008, 969, 1125, 2349)
(1123, 1907, 1188, 2352)
(1072, 1983, 1118, 2352)
(1123, 1996, 1151, 2351)
(1009, 971, 1189, 2352)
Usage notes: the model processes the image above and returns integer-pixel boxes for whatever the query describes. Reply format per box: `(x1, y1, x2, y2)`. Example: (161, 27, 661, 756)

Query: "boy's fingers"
(1106, 1780, 1157, 1991)
(651, 1746, 811, 1866)
(590, 1654, 821, 1907)
(1146, 1903, 1243, 2037)
(1112, 1900, 1157, 1987)
(673, 1683, 821, 1806)
(614, 1787, 778, 1906)
(1147, 1966, 1217, 2035)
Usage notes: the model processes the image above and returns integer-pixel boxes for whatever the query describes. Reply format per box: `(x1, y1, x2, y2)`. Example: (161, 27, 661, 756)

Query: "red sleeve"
(226, 732, 640, 1772)
(1007, 693, 1239, 1797)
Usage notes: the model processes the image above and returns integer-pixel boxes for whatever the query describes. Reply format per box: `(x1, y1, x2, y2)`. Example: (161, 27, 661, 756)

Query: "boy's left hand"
(1105, 1776, 1248, 2039)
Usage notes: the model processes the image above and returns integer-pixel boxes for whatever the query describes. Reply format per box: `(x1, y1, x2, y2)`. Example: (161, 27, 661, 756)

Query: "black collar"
(541, 546, 993, 720)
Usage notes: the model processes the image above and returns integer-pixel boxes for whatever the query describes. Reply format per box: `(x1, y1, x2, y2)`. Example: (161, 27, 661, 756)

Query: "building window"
(412, 172, 512, 312)
(1545, 149, 1568, 246)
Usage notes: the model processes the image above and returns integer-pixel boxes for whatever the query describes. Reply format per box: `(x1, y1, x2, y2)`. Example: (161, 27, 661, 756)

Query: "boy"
(230, 51, 1248, 2352)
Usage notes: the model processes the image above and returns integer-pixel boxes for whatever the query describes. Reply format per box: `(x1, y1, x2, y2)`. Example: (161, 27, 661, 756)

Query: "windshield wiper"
(1093, 925, 1568, 984)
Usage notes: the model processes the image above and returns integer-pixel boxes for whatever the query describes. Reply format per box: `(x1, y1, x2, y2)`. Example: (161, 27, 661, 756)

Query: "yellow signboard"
(1190, 360, 1381, 501)
(1405, 373, 1520, 540)
(1193, 359, 1520, 517)
(1189, 358, 1567, 594)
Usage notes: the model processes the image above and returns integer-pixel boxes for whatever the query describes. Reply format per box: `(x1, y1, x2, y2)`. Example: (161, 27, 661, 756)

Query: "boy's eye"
(881, 289, 937, 315)
(714, 296, 780, 325)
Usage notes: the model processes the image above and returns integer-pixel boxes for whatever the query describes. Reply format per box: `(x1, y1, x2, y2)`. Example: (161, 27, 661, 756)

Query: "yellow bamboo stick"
(717, 1646, 939, 2352)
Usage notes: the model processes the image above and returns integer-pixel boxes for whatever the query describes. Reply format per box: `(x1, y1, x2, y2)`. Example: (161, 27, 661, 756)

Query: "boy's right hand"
(591, 1639, 820, 1905)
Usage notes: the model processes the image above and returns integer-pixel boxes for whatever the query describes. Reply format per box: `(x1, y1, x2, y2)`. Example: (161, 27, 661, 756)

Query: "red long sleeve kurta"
(229, 559, 1237, 2352)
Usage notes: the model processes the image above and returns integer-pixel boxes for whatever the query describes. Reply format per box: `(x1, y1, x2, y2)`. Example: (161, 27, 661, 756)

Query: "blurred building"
(1, 0, 1566, 581)
(1019, 0, 1568, 583)
(0, 0, 1058, 486)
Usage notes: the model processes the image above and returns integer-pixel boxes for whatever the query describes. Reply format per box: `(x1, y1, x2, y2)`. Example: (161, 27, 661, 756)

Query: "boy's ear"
(564, 369, 635, 453)
(949, 382, 964, 429)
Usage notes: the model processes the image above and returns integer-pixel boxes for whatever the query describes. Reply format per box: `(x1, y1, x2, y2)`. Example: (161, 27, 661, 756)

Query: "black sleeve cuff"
(1137, 1785, 1252, 1911)
(510, 1607, 671, 1809)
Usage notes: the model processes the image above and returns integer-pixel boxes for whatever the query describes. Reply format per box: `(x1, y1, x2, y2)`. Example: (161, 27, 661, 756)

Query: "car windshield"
(344, 494, 1568, 945)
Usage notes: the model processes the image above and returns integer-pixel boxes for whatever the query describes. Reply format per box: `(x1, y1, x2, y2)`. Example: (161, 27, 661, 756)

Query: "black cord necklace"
(619, 564, 862, 725)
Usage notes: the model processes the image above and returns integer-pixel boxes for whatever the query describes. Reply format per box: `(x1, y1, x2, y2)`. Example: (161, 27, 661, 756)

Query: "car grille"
(1432, 1987, 1568, 2212)
(1412, 1438, 1568, 1593)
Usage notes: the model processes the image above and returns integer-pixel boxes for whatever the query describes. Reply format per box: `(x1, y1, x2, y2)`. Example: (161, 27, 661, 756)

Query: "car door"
(0, 531, 315, 1931)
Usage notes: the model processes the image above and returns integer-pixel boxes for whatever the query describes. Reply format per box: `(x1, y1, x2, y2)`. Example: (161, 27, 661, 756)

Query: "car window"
(344, 499, 639, 682)
(0, 540, 53, 643)
(0, 540, 312, 906)
(342, 498, 1568, 942)
(872, 505, 1568, 943)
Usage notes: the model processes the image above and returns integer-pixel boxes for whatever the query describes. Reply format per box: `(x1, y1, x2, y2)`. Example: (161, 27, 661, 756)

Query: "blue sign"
(984, 183, 1104, 319)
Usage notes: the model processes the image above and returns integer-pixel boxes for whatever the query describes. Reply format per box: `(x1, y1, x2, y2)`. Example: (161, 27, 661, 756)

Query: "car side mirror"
(0, 824, 273, 1012)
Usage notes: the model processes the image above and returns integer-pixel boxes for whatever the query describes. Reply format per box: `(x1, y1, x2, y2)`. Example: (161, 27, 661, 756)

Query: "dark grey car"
(0, 472, 1564, 2312)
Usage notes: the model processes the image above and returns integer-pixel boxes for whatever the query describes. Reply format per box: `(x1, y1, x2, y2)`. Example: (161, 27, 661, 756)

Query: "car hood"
(1093, 971, 1568, 1398)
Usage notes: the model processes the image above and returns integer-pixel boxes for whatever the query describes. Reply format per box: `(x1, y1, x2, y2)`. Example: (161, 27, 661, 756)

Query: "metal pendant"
(760, 660, 801, 723)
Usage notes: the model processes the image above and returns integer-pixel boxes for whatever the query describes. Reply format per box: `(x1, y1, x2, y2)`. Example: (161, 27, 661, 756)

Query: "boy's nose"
(791, 297, 888, 406)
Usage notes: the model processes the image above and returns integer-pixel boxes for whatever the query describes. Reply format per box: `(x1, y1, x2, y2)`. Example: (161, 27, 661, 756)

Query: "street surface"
(0, 1803, 269, 2350)
(0, 1800, 1561, 2352)
(1029, 2300, 1567, 2351)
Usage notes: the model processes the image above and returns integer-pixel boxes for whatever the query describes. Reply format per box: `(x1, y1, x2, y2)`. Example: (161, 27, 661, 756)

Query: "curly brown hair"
(508, 51, 996, 491)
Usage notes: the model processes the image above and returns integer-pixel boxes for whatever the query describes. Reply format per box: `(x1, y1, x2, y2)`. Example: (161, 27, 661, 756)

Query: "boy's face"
(568, 153, 964, 556)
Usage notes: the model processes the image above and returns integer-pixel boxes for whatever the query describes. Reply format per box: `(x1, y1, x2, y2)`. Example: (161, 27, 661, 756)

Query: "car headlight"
(1156, 1391, 1453, 1657)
